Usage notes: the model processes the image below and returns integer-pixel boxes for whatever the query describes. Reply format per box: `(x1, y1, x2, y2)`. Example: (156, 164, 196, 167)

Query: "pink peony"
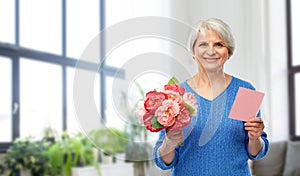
(143, 111, 154, 126)
(146, 124, 163, 132)
(170, 105, 192, 130)
(144, 91, 167, 112)
(136, 101, 146, 124)
(164, 90, 182, 104)
(135, 77, 198, 134)
(155, 100, 180, 127)
(164, 84, 186, 95)
(183, 92, 198, 115)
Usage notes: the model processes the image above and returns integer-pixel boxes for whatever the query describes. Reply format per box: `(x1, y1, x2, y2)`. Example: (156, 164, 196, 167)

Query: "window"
(0, 1, 15, 43)
(0, 0, 106, 152)
(0, 57, 12, 142)
(104, 1, 171, 133)
(66, 0, 99, 59)
(19, 0, 62, 54)
(67, 67, 100, 134)
(20, 59, 63, 138)
(288, 0, 300, 140)
(0, 0, 171, 151)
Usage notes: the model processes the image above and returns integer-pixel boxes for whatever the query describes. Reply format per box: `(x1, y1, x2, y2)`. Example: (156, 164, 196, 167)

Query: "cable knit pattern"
(153, 76, 269, 176)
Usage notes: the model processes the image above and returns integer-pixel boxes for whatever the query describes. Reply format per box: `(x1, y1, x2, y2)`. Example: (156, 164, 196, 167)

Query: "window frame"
(287, 0, 300, 141)
(0, 0, 121, 152)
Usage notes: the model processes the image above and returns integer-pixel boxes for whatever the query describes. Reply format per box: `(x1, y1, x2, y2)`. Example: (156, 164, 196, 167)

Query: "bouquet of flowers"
(136, 77, 197, 133)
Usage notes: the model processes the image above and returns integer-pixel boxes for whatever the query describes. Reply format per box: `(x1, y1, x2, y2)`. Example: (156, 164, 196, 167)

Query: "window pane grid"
(0, 0, 107, 152)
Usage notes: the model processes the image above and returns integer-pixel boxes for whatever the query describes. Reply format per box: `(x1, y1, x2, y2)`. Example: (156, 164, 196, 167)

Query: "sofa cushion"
(251, 141, 286, 176)
(283, 141, 300, 176)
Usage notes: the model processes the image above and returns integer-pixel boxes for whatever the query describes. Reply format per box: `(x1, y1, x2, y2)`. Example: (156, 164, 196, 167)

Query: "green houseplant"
(42, 126, 58, 144)
(1, 137, 51, 176)
(45, 132, 100, 176)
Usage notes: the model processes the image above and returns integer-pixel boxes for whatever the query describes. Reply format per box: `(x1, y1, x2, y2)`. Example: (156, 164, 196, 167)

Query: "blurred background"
(0, 0, 299, 175)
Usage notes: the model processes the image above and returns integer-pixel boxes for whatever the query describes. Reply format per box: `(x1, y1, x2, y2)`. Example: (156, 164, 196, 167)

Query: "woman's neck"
(194, 68, 229, 87)
(189, 69, 232, 100)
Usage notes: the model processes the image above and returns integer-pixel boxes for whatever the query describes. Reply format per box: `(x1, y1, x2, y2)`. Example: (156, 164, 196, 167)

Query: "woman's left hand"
(244, 117, 265, 140)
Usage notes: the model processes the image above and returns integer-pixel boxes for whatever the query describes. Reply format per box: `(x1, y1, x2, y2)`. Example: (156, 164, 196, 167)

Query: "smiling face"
(193, 29, 230, 72)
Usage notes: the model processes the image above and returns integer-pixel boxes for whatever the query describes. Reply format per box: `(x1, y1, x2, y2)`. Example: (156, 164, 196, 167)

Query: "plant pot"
(71, 166, 98, 176)
(21, 169, 31, 176)
(102, 154, 113, 165)
(44, 137, 56, 144)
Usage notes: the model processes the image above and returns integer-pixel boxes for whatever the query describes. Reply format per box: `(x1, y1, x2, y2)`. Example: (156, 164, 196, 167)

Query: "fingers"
(247, 117, 263, 123)
(244, 117, 265, 139)
(244, 117, 264, 128)
(167, 129, 183, 136)
(165, 130, 184, 146)
(166, 130, 184, 139)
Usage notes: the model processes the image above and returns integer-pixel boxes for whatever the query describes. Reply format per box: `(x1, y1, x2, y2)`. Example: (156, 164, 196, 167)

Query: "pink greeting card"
(228, 87, 265, 121)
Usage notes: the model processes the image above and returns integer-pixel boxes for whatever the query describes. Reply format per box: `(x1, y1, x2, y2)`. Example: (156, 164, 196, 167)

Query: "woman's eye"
(198, 43, 208, 47)
(215, 42, 224, 47)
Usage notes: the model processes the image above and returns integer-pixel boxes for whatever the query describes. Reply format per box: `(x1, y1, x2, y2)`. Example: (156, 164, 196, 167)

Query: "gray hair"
(188, 18, 235, 57)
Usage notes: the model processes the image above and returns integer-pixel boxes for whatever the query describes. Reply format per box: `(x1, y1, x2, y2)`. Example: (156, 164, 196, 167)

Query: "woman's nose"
(206, 45, 216, 55)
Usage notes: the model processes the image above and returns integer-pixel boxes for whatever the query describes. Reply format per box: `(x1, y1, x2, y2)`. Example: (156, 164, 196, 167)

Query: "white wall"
(264, 0, 289, 141)
(168, 0, 289, 141)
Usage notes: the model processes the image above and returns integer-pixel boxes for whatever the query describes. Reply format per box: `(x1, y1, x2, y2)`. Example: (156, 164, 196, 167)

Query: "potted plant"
(89, 126, 129, 164)
(45, 132, 100, 176)
(42, 126, 58, 144)
(1, 137, 51, 176)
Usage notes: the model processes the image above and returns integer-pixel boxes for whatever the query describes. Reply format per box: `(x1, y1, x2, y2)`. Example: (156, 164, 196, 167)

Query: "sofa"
(251, 140, 300, 176)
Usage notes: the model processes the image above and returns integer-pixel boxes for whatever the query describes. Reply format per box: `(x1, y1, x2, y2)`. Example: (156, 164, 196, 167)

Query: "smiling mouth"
(204, 58, 219, 62)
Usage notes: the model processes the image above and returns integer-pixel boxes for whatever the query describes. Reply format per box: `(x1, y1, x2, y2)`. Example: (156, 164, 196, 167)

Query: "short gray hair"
(188, 18, 235, 57)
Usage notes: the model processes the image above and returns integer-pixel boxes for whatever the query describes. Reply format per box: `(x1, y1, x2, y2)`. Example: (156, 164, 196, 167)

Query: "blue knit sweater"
(153, 76, 269, 176)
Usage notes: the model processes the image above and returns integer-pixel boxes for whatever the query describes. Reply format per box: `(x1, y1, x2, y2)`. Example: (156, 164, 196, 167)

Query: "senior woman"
(153, 18, 269, 175)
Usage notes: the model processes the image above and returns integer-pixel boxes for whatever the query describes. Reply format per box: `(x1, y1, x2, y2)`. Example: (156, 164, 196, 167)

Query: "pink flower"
(144, 91, 167, 112)
(170, 105, 192, 130)
(135, 77, 198, 133)
(183, 92, 198, 115)
(155, 100, 180, 127)
(136, 101, 146, 124)
(164, 90, 182, 104)
(146, 124, 163, 132)
(164, 84, 186, 95)
(143, 111, 154, 126)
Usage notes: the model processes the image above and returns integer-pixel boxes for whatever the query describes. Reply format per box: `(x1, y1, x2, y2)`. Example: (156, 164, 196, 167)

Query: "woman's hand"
(244, 117, 265, 156)
(165, 129, 184, 148)
(160, 129, 184, 164)
(244, 117, 265, 140)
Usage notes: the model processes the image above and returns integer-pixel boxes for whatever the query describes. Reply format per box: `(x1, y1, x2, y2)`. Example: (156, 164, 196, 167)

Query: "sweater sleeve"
(153, 130, 179, 170)
(241, 83, 269, 160)
(245, 131, 269, 160)
(244, 108, 269, 160)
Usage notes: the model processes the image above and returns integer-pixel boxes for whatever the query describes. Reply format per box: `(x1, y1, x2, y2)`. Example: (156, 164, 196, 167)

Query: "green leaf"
(182, 101, 195, 114)
(151, 116, 164, 129)
(168, 77, 179, 84)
